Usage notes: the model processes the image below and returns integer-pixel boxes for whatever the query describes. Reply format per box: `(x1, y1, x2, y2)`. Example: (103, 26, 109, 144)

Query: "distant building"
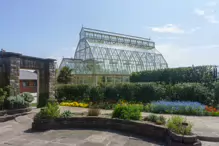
(19, 70, 37, 93)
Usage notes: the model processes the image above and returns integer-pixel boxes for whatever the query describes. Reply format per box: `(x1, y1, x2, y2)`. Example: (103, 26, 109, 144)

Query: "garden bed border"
(32, 116, 201, 146)
(0, 108, 32, 122)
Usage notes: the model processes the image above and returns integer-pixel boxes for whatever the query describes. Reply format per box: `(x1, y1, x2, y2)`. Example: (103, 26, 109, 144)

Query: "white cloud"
(150, 24, 185, 34)
(194, 9, 205, 16)
(194, 1, 219, 24)
(156, 44, 219, 67)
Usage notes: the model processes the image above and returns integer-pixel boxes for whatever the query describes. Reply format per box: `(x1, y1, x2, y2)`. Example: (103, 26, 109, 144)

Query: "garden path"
(60, 106, 219, 141)
(0, 111, 164, 146)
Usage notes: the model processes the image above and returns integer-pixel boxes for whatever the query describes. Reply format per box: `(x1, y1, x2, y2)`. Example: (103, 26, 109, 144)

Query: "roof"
(19, 70, 37, 80)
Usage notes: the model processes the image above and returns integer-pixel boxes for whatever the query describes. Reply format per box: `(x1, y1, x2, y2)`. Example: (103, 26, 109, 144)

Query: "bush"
(167, 116, 193, 135)
(87, 108, 100, 116)
(130, 65, 217, 84)
(112, 104, 142, 120)
(34, 103, 60, 121)
(0, 88, 7, 109)
(60, 110, 73, 118)
(20, 92, 34, 103)
(6, 95, 28, 109)
(56, 82, 216, 106)
(55, 84, 90, 102)
(145, 114, 158, 122)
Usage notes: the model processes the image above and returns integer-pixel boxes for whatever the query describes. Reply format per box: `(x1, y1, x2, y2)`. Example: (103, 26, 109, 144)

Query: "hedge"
(130, 65, 217, 84)
(55, 83, 218, 106)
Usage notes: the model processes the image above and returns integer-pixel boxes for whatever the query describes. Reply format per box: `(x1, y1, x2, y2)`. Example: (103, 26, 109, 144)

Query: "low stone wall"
(0, 108, 32, 122)
(32, 117, 168, 141)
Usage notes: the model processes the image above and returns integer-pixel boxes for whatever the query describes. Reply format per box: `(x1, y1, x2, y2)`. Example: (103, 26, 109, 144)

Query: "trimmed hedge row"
(55, 82, 219, 106)
(130, 65, 217, 84)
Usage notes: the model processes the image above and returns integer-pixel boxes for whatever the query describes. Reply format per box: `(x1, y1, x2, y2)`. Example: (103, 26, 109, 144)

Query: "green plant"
(34, 103, 60, 121)
(130, 65, 217, 84)
(145, 114, 158, 122)
(167, 116, 193, 135)
(112, 104, 142, 120)
(60, 110, 73, 118)
(20, 92, 34, 103)
(0, 88, 7, 109)
(156, 115, 166, 125)
(57, 66, 73, 84)
(6, 95, 28, 109)
(87, 108, 100, 116)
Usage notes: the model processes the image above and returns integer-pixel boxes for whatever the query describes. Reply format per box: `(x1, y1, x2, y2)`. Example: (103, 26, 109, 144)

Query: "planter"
(0, 108, 32, 122)
(168, 130, 201, 146)
(32, 117, 168, 142)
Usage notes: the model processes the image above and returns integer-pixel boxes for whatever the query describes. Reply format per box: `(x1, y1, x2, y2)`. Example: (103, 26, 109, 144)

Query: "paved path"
(60, 106, 219, 139)
(0, 109, 218, 145)
(0, 112, 163, 146)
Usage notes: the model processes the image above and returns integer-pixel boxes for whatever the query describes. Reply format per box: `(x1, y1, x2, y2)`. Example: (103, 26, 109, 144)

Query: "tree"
(57, 66, 73, 84)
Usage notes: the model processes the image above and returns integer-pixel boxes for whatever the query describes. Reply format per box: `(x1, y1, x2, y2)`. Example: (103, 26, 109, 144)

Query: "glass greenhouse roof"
(59, 27, 168, 75)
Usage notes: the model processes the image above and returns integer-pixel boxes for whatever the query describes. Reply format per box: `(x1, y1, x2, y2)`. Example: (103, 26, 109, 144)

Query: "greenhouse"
(59, 27, 168, 85)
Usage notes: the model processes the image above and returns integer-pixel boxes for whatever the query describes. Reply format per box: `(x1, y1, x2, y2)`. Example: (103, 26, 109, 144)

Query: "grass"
(31, 103, 37, 107)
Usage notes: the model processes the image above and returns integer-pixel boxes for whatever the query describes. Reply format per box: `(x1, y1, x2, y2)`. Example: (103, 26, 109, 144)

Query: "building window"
(22, 80, 37, 87)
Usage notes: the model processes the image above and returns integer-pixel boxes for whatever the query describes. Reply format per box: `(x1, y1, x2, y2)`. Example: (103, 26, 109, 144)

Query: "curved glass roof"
(59, 27, 168, 75)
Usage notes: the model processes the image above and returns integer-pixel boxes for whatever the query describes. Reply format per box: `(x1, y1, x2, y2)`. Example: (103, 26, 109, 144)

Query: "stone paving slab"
(0, 112, 164, 146)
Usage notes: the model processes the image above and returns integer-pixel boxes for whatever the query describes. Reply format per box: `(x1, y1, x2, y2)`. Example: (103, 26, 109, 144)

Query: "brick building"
(19, 70, 37, 93)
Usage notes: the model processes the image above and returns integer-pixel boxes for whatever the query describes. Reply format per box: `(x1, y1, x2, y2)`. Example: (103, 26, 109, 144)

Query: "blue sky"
(0, 0, 219, 67)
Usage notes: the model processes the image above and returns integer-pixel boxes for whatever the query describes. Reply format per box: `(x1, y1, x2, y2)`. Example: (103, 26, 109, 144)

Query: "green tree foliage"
(130, 65, 217, 84)
(57, 66, 73, 84)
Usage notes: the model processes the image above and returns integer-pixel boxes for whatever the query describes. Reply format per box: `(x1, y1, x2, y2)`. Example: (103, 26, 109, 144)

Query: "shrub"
(6, 95, 28, 109)
(214, 82, 219, 106)
(87, 108, 100, 116)
(112, 104, 142, 120)
(55, 84, 89, 102)
(20, 92, 34, 103)
(145, 114, 158, 122)
(60, 110, 73, 118)
(55, 82, 216, 106)
(130, 65, 217, 84)
(144, 114, 166, 125)
(169, 83, 214, 105)
(0, 88, 7, 109)
(167, 116, 193, 135)
(34, 103, 60, 121)
(156, 115, 166, 125)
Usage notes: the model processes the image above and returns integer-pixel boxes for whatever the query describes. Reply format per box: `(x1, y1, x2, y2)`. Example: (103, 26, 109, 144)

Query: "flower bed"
(60, 102, 89, 108)
(145, 101, 218, 116)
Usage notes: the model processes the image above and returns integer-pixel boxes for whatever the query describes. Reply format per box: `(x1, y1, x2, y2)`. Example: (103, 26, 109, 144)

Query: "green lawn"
(31, 103, 37, 107)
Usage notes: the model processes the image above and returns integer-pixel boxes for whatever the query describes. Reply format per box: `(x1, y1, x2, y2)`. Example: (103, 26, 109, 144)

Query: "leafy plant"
(34, 102, 60, 121)
(87, 108, 100, 116)
(144, 114, 158, 123)
(60, 110, 73, 118)
(112, 104, 142, 120)
(0, 88, 7, 109)
(57, 66, 73, 84)
(6, 95, 28, 109)
(156, 115, 166, 125)
(144, 114, 166, 125)
(20, 92, 34, 103)
(130, 65, 217, 84)
(167, 116, 193, 135)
